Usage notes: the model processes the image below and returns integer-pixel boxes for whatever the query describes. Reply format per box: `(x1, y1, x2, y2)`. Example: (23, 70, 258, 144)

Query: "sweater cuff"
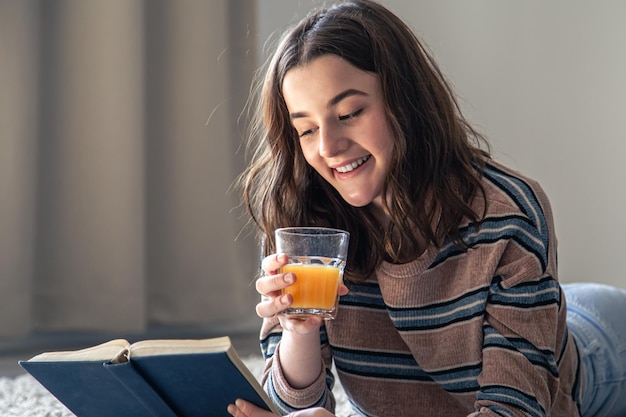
(270, 342, 328, 407)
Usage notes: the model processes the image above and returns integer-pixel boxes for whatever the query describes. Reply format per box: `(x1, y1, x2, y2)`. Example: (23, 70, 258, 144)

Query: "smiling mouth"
(335, 155, 371, 173)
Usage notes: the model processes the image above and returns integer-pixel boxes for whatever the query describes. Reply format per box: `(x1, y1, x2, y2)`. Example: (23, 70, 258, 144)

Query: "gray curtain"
(0, 0, 260, 338)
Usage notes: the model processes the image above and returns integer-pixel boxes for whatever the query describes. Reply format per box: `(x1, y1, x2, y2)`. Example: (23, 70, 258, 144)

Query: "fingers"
(337, 283, 349, 296)
(255, 292, 292, 318)
(228, 401, 335, 417)
(227, 399, 276, 417)
(227, 403, 246, 417)
(255, 269, 296, 319)
(255, 270, 294, 296)
(255, 253, 296, 319)
(261, 252, 289, 275)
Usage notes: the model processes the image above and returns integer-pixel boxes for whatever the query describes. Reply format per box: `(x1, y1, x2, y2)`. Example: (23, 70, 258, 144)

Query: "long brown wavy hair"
(239, 0, 490, 281)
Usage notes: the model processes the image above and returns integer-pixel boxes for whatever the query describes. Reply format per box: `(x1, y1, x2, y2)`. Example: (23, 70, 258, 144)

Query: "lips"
(335, 155, 371, 173)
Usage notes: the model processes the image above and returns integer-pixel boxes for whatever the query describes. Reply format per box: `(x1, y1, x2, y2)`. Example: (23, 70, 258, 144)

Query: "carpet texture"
(0, 355, 351, 417)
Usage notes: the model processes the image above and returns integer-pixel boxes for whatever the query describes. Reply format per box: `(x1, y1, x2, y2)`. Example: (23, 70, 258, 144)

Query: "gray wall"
(256, 0, 626, 289)
(0, 0, 261, 338)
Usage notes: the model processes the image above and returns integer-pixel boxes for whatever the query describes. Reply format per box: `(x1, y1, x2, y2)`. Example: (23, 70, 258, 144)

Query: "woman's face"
(282, 55, 395, 209)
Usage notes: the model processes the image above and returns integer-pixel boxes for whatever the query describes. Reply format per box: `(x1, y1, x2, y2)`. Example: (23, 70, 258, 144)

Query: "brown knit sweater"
(260, 160, 582, 417)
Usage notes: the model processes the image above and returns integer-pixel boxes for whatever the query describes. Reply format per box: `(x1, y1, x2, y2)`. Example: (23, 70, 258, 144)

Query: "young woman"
(229, 1, 626, 416)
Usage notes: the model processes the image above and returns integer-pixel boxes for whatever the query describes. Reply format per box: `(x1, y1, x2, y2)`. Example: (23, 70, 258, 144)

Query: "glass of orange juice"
(275, 227, 350, 320)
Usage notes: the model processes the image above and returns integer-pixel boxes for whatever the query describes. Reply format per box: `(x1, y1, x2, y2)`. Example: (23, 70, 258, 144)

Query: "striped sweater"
(260, 160, 582, 417)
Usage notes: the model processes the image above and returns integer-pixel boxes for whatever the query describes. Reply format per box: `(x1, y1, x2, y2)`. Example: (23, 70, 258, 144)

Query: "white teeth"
(335, 155, 371, 173)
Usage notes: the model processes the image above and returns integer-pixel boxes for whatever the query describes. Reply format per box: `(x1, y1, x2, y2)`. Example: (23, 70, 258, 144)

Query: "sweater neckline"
(378, 243, 439, 279)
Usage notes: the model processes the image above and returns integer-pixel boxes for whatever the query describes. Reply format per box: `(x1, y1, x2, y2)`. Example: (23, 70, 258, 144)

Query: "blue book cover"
(20, 359, 165, 417)
(19, 336, 278, 417)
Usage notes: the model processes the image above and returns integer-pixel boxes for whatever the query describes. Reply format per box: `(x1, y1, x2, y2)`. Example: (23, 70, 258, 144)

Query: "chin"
(341, 195, 374, 208)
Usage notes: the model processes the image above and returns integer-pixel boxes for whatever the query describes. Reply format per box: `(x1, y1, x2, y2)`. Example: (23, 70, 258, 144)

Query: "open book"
(19, 336, 279, 417)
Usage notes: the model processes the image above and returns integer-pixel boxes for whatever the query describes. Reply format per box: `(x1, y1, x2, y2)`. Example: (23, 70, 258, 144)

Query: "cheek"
(299, 141, 319, 166)
(300, 146, 333, 180)
(366, 112, 395, 152)
(378, 126, 396, 159)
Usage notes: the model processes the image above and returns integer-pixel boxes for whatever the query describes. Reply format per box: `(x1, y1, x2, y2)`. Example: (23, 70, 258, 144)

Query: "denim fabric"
(564, 283, 626, 417)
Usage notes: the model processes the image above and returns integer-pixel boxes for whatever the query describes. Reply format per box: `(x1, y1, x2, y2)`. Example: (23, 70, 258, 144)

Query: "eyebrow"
(289, 88, 369, 120)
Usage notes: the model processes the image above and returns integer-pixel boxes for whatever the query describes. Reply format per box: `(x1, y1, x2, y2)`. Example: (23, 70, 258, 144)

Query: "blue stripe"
(260, 331, 281, 359)
(341, 282, 386, 309)
(483, 164, 549, 267)
(484, 164, 547, 235)
(556, 325, 568, 366)
(570, 337, 583, 408)
(477, 385, 545, 417)
(333, 346, 481, 393)
(429, 363, 482, 393)
(432, 214, 549, 272)
(265, 372, 328, 414)
(339, 283, 489, 331)
(387, 286, 489, 331)
(332, 346, 429, 381)
(489, 276, 560, 308)
(483, 326, 558, 377)
(432, 163, 550, 271)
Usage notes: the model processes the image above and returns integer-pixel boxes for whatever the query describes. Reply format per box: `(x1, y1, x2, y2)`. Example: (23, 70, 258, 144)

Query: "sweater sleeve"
(471, 273, 566, 417)
(259, 316, 336, 415)
(469, 172, 576, 416)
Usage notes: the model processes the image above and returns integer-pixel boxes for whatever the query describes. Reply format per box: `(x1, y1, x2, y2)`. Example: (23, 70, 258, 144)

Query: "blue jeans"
(564, 283, 626, 417)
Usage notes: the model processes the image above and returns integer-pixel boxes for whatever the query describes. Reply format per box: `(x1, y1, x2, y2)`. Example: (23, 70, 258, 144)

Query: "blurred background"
(1, 0, 625, 357)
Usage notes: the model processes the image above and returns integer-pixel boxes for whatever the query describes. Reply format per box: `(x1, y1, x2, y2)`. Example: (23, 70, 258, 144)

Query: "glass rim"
(275, 226, 349, 237)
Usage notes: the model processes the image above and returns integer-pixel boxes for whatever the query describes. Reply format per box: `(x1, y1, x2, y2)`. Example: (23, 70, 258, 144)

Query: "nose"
(318, 124, 347, 157)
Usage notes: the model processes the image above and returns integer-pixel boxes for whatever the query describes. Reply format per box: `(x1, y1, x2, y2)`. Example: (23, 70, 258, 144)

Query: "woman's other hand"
(227, 399, 335, 417)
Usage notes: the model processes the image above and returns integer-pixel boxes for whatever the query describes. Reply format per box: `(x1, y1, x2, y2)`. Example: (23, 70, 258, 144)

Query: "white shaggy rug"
(0, 355, 351, 417)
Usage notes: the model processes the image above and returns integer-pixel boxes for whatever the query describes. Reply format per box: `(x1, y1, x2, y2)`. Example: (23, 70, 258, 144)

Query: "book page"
(128, 336, 232, 358)
(26, 339, 131, 362)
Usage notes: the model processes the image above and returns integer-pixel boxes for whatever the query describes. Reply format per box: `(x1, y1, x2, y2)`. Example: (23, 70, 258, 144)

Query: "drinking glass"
(275, 227, 350, 319)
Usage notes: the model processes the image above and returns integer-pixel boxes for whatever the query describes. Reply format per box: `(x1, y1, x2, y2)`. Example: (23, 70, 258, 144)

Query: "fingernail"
(280, 294, 290, 305)
(284, 273, 294, 284)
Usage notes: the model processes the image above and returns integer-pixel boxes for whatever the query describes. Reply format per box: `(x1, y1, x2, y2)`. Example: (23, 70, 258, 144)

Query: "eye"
(339, 108, 363, 121)
(298, 126, 318, 138)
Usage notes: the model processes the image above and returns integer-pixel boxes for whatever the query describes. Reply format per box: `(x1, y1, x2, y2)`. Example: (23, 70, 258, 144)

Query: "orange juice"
(281, 263, 341, 310)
